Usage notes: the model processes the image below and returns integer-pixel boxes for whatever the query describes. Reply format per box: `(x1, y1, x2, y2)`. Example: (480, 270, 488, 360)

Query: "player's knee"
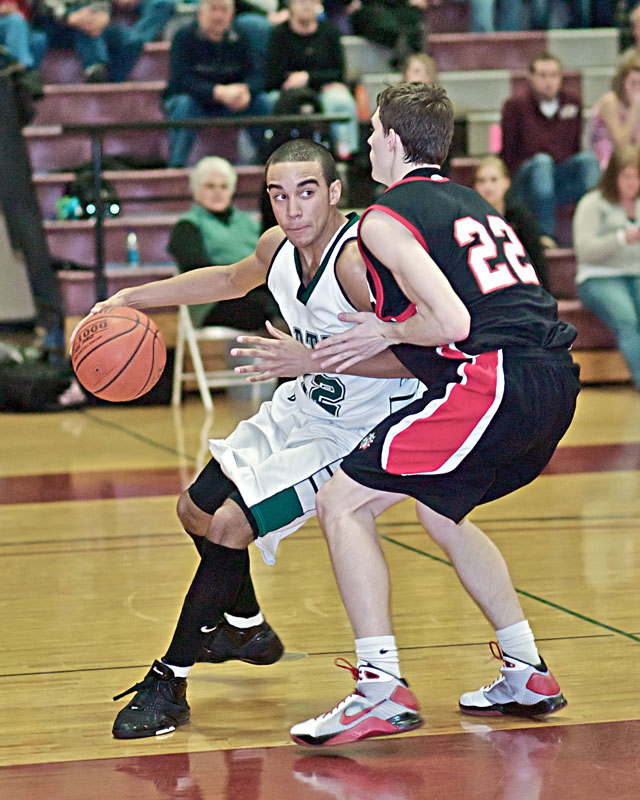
(316, 482, 346, 534)
(177, 490, 208, 537)
(206, 502, 253, 549)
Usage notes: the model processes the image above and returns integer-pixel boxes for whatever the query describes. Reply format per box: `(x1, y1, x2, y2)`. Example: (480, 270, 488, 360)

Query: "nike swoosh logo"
(340, 700, 384, 726)
(200, 625, 217, 634)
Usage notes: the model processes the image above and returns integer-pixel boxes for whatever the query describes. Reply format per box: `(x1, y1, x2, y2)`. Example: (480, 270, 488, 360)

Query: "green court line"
(382, 534, 640, 644)
(81, 412, 639, 644)
(84, 410, 196, 462)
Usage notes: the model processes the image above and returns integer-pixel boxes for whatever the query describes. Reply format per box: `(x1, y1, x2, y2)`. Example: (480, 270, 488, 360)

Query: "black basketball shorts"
(340, 347, 581, 523)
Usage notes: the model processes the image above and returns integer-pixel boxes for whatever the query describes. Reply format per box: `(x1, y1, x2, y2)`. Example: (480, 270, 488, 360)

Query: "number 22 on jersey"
(454, 214, 540, 294)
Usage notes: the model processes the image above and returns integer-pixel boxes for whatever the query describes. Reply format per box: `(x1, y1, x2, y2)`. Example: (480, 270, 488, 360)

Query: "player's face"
(266, 161, 340, 248)
(616, 165, 640, 203)
(367, 109, 392, 185)
(198, 0, 234, 41)
(474, 164, 510, 208)
(529, 59, 562, 101)
(194, 170, 233, 213)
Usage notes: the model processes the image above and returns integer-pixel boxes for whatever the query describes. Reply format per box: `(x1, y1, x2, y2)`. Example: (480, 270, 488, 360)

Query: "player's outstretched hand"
(312, 311, 390, 372)
(230, 320, 314, 381)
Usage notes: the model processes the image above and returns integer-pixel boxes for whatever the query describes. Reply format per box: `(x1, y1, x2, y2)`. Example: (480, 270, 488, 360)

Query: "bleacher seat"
(40, 42, 169, 85)
(34, 166, 264, 219)
(45, 214, 178, 264)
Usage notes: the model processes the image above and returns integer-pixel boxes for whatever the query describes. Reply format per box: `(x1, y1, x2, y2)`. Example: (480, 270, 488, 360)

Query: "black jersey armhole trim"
(333, 237, 361, 310)
(265, 233, 289, 285)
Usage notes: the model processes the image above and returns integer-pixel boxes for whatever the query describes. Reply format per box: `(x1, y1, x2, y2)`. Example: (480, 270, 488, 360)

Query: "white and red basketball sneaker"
(290, 659, 423, 747)
(459, 642, 567, 718)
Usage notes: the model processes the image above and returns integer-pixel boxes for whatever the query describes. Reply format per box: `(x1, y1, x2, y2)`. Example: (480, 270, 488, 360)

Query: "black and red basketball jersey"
(358, 167, 576, 379)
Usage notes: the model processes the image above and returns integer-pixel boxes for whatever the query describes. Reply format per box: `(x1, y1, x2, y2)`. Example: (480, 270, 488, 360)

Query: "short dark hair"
(376, 82, 454, 165)
(528, 52, 562, 73)
(265, 140, 337, 186)
(599, 145, 640, 203)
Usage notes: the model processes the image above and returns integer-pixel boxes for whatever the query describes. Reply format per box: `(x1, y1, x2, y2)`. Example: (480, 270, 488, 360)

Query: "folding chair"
(171, 304, 276, 412)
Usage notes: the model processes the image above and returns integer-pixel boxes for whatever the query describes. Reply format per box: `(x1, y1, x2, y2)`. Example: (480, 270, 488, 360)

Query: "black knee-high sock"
(227, 549, 260, 618)
(163, 540, 247, 667)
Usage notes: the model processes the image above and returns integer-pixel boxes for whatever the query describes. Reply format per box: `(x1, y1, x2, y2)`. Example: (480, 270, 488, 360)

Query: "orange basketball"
(71, 307, 166, 402)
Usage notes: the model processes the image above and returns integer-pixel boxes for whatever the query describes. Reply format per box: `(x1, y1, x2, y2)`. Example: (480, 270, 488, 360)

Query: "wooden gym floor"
(1, 384, 639, 799)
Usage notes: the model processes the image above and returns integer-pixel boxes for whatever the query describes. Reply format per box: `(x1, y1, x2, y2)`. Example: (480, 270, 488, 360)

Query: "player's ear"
(386, 127, 397, 151)
(329, 178, 342, 206)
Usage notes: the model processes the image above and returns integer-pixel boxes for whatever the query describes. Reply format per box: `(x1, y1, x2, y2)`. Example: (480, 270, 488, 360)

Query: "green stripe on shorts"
(251, 487, 304, 537)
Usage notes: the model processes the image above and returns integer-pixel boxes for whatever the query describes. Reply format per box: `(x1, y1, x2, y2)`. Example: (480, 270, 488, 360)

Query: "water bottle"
(126, 231, 140, 267)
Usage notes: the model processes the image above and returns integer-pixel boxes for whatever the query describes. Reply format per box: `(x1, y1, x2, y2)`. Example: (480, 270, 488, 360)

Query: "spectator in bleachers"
(473, 155, 550, 290)
(590, 53, 640, 171)
(163, 0, 270, 167)
(401, 51, 437, 84)
(346, 0, 427, 68)
(34, 0, 174, 82)
(529, 0, 590, 29)
(233, 0, 287, 79)
(1, 0, 46, 68)
(573, 144, 640, 389)
(469, 0, 523, 32)
(591, 0, 618, 26)
(621, 2, 640, 57)
(264, 0, 359, 160)
(500, 52, 600, 243)
(167, 155, 279, 329)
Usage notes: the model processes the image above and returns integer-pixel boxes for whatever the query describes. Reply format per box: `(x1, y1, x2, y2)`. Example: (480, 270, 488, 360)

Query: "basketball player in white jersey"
(78, 140, 422, 739)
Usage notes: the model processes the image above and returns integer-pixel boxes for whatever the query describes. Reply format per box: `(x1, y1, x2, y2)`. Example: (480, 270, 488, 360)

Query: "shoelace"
(480, 641, 506, 691)
(316, 658, 363, 720)
(113, 673, 156, 702)
(334, 657, 359, 679)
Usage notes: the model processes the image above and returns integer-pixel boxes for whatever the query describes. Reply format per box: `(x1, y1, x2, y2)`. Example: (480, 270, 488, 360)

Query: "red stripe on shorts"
(381, 349, 504, 475)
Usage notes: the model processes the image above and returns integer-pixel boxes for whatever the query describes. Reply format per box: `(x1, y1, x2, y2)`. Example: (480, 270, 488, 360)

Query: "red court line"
(1, 721, 638, 799)
(0, 468, 185, 505)
(541, 442, 640, 475)
(1, 442, 640, 505)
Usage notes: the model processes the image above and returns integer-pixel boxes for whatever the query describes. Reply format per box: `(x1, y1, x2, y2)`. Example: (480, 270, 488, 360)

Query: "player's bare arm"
(233, 241, 413, 381)
(70, 227, 286, 347)
(313, 212, 471, 372)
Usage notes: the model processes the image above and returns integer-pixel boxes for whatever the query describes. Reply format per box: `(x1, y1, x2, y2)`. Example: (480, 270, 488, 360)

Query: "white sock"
(496, 620, 540, 666)
(225, 611, 264, 628)
(355, 636, 401, 678)
(160, 660, 192, 678)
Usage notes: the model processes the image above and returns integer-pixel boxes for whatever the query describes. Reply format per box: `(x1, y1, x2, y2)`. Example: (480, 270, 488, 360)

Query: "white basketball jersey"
(267, 213, 421, 429)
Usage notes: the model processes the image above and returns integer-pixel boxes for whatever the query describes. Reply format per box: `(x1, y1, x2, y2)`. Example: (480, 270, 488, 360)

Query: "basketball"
(71, 307, 166, 402)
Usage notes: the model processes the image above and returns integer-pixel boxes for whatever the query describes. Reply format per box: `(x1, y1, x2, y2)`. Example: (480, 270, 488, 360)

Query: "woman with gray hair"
(167, 156, 279, 329)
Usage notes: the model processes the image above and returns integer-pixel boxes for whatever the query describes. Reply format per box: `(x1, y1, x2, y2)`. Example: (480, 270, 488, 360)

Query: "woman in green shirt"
(167, 156, 279, 329)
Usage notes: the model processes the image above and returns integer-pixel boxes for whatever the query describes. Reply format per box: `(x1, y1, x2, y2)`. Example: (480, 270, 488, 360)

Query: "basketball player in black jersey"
(290, 82, 581, 746)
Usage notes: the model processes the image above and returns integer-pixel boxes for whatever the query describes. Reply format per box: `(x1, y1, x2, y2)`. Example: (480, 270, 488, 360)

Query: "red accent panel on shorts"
(383, 350, 502, 475)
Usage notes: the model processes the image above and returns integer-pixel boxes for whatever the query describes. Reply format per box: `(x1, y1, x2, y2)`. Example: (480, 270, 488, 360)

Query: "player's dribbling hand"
(311, 311, 391, 372)
(69, 292, 130, 353)
(230, 320, 315, 381)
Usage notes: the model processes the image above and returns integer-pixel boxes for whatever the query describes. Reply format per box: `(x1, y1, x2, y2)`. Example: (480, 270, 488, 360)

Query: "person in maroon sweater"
(500, 52, 600, 241)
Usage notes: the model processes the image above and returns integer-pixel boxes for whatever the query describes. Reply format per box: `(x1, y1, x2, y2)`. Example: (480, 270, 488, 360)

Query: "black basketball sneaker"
(197, 618, 284, 666)
(112, 660, 190, 739)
